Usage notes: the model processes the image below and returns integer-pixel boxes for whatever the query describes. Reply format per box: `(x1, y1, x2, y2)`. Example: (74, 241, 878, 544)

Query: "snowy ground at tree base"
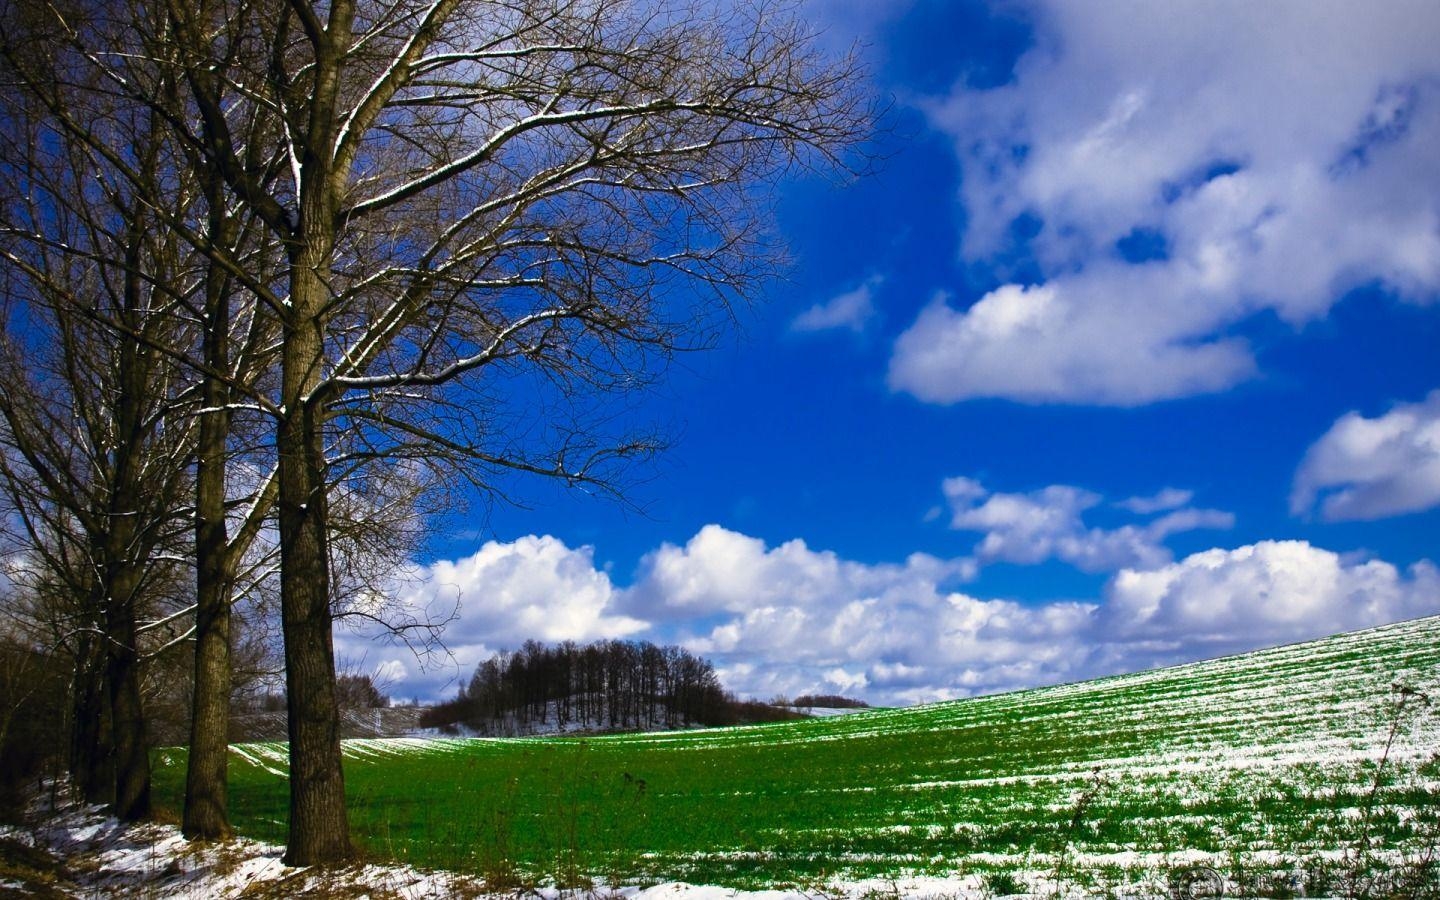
(1, 789, 1375, 900)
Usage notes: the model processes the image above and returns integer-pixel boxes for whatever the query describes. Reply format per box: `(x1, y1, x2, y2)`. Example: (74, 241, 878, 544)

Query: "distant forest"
(791, 694, 870, 709)
(421, 639, 806, 735)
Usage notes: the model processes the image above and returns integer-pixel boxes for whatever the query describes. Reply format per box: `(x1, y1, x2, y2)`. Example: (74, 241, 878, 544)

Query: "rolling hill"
(153, 614, 1440, 894)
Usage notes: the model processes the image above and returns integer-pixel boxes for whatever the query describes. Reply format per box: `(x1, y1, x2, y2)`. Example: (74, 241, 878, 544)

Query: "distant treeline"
(421, 639, 805, 734)
(791, 694, 870, 709)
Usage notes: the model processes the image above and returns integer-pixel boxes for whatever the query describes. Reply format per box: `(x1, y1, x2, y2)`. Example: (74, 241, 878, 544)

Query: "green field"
(152, 616, 1440, 892)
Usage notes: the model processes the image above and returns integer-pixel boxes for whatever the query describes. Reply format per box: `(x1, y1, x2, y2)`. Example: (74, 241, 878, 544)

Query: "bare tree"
(177, 154, 285, 841)
(334, 672, 389, 710)
(156, 0, 291, 840)
(0, 0, 289, 837)
(191, 1, 866, 863)
(0, 108, 200, 819)
(6, 0, 868, 862)
(0, 7, 446, 834)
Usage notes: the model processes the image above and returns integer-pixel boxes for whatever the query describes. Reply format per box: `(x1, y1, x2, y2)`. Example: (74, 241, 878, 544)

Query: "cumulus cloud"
(791, 275, 882, 334)
(624, 524, 975, 618)
(371, 659, 409, 689)
(891, 1, 1440, 405)
(942, 476, 1233, 572)
(422, 536, 646, 643)
(1292, 390, 1440, 520)
(335, 535, 647, 701)
(889, 280, 1257, 405)
(343, 526, 1440, 706)
(1101, 541, 1440, 655)
(629, 526, 1438, 705)
(624, 524, 1094, 703)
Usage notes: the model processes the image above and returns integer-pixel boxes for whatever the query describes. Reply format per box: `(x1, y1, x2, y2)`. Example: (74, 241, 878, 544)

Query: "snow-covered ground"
(2, 782, 1393, 898)
(0, 790, 1021, 898)
(10, 617, 1440, 898)
(777, 705, 876, 718)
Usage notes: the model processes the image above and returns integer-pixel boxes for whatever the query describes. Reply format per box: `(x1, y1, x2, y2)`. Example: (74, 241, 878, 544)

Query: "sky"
(343, 0, 1440, 707)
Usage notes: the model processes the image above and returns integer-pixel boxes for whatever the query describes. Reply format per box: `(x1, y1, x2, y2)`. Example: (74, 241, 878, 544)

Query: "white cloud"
(890, 280, 1256, 405)
(371, 659, 409, 688)
(1292, 390, 1440, 520)
(942, 476, 1233, 573)
(345, 527, 1440, 706)
(624, 522, 974, 617)
(1101, 541, 1440, 656)
(791, 275, 882, 334)
(695, 533, 1440, 703)
(632, 525, 1096, 703)
(422, 536, 646, 643)
(629, 527, 1439, 705)
(892, 1, 1440, 405)
(823, 667, 870, 693)
(336, 535, 647, 701)
(1118, 488, 1194, 515)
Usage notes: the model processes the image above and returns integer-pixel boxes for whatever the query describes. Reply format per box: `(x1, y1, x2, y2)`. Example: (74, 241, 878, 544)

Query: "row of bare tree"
(425, 638, 732, 733)
(0, 0, 866, 865)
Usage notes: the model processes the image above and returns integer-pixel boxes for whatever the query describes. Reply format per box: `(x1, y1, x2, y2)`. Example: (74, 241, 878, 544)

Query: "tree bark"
(183, 203, 237, 842)
(275, 7, 354, 862)
(70, 635, 112, 805)
(278, 259, 351, 866)
(106, 581, 150, 822)
(184, 577, 232, 838)
(184, 420, 235, 837)
(104, 211, 154, 823)
(184, 428, 234, 838)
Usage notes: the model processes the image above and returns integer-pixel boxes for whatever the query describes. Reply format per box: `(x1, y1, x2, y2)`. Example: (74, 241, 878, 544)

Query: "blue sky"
(349, 0, 1440, 706)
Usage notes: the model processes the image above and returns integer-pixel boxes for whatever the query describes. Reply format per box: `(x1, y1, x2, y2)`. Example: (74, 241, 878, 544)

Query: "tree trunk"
(184, 202, 237, 842)
(278, 259, 351, 866)
(70, 636, 112, 805)
(275, 16, 355, 858)
(184, 442, 233, 837)
(105, 189, 155, 824)
(106, 586, 150, 822)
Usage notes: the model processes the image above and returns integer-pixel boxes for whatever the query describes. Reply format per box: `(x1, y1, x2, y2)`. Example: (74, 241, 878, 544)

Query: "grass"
(0, 835, 75, 899)
(151, 615, 1440, 891)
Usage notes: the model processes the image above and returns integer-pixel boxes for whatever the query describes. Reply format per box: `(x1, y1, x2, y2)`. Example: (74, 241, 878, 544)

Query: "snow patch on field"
(14, 616, 1440, 896)
(0, 796, 1035, 898)
(228, 742, 290, 778)
(6, 789, 1378, 899)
